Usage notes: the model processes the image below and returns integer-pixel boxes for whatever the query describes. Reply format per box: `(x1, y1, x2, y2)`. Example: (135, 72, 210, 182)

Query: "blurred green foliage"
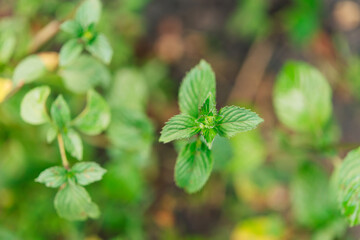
(1, 0, 360, 239)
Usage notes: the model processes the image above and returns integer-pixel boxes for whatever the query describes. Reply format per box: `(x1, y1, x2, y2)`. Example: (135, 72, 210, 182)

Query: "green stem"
(57, 133, 70, 170)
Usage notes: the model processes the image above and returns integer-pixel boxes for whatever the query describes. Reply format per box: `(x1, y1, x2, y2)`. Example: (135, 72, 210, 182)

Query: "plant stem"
(29, 20, 61, 53)
(3, 81, 24, 102)
(228, 39, 274, 103)
(57, 134, 70, 170)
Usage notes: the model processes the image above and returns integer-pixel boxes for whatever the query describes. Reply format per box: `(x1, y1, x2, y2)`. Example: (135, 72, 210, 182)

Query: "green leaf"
(336, 147, 360, 226)
(178, 60, 216, 118)
(175, 140, 213, 193)
(292, 162, 339, 228)
(59, 55, 111, 93)
(108, 68, 148, 111)
(47, 124, 57, 143)
(75, 0, 102, 29)
(226, 0, 269, 39)
(85, 34, 113, 64)
(159, 114, 200, 143)
(199, 92, 216, 116)
(0, 227, 18, 240)
(228, 129, 265, 174)
(13, 55, 46, 86)
(73, 89, 111, 135)
(20, 86, 50, 125)
(103, 161, 145, 202)
(107, 109, 154, 168)
(0, 33, 16, 64)
(54, 180, 100, 221)
(0, 140, 25, 181)
(283, 0, 320, 45)
(216, 106, 263, 138)
(273, 61, 332, 133)
(50, 95, 71, 130)
(201, 128, 217, 149)
(35, 166, 67, 188)
(63, 129, 83, 161)
(59, 39, 83, 66)
(71, 162, 106, 186)
(60, 20, 83, 37)
(211, 136, 233, 171)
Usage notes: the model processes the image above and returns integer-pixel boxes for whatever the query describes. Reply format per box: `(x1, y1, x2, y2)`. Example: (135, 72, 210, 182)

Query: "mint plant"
(273, 61, 360, 230)
(0, 0, 114, 222)
(20, 86, 110, 220)
(9, 0, 112, 94)
(59, 0, 113, 66)
(160, 60, 263, 193)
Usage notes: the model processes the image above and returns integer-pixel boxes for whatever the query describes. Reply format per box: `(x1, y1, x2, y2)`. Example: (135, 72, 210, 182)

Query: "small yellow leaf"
(0, 78, 13, 103)
(37, 52, 59, 71)
(231, 216, 285, 240)
(84, 236, 102, 240)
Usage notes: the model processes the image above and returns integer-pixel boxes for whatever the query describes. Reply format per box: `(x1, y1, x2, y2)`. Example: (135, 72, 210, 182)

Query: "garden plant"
(2, 0, 360, 239)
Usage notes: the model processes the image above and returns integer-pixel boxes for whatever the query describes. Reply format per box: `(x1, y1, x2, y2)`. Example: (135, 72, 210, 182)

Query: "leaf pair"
(159, 60, 263, 193)
(36, 162, 106, 187)
(11, 53, 111, 94)
(36, 162, 106, 221)
(20, 86, 111, 160)
(160, 102, 263, 149)
(161, 61, 263, 149)
(60, 0, 113, 66)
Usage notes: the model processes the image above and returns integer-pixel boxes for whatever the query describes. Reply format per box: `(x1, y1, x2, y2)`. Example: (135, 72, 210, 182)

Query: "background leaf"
(108, 68, 148, 112)
(71, 162, 106, 186)
(273, 61, 332, 133)
(63, 129, 83, 161)
(59, 55, 111, 93)
(86, 34, 113, 64)
(54, 180, 100, 221)
(0, 33, 16, 64)
(73, 89, 111, 135)
(175, 140, 213, 193)
(291, 162, 340, 228)
(107, 108, 154, 168)
(46, 124, 57, 143)
(13, 55, 46, 86)
(226, 0, 270, 39)
(227, 129, 265, 174)
(50, 95, 71, 130)
(59, 39, 83, 66)
(20, 86, 50, 125)
(75, 0, 102, 28)
(35, 166, 67, 188)
(282, 0, 321, 45)
(60, 20, 83, 37)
